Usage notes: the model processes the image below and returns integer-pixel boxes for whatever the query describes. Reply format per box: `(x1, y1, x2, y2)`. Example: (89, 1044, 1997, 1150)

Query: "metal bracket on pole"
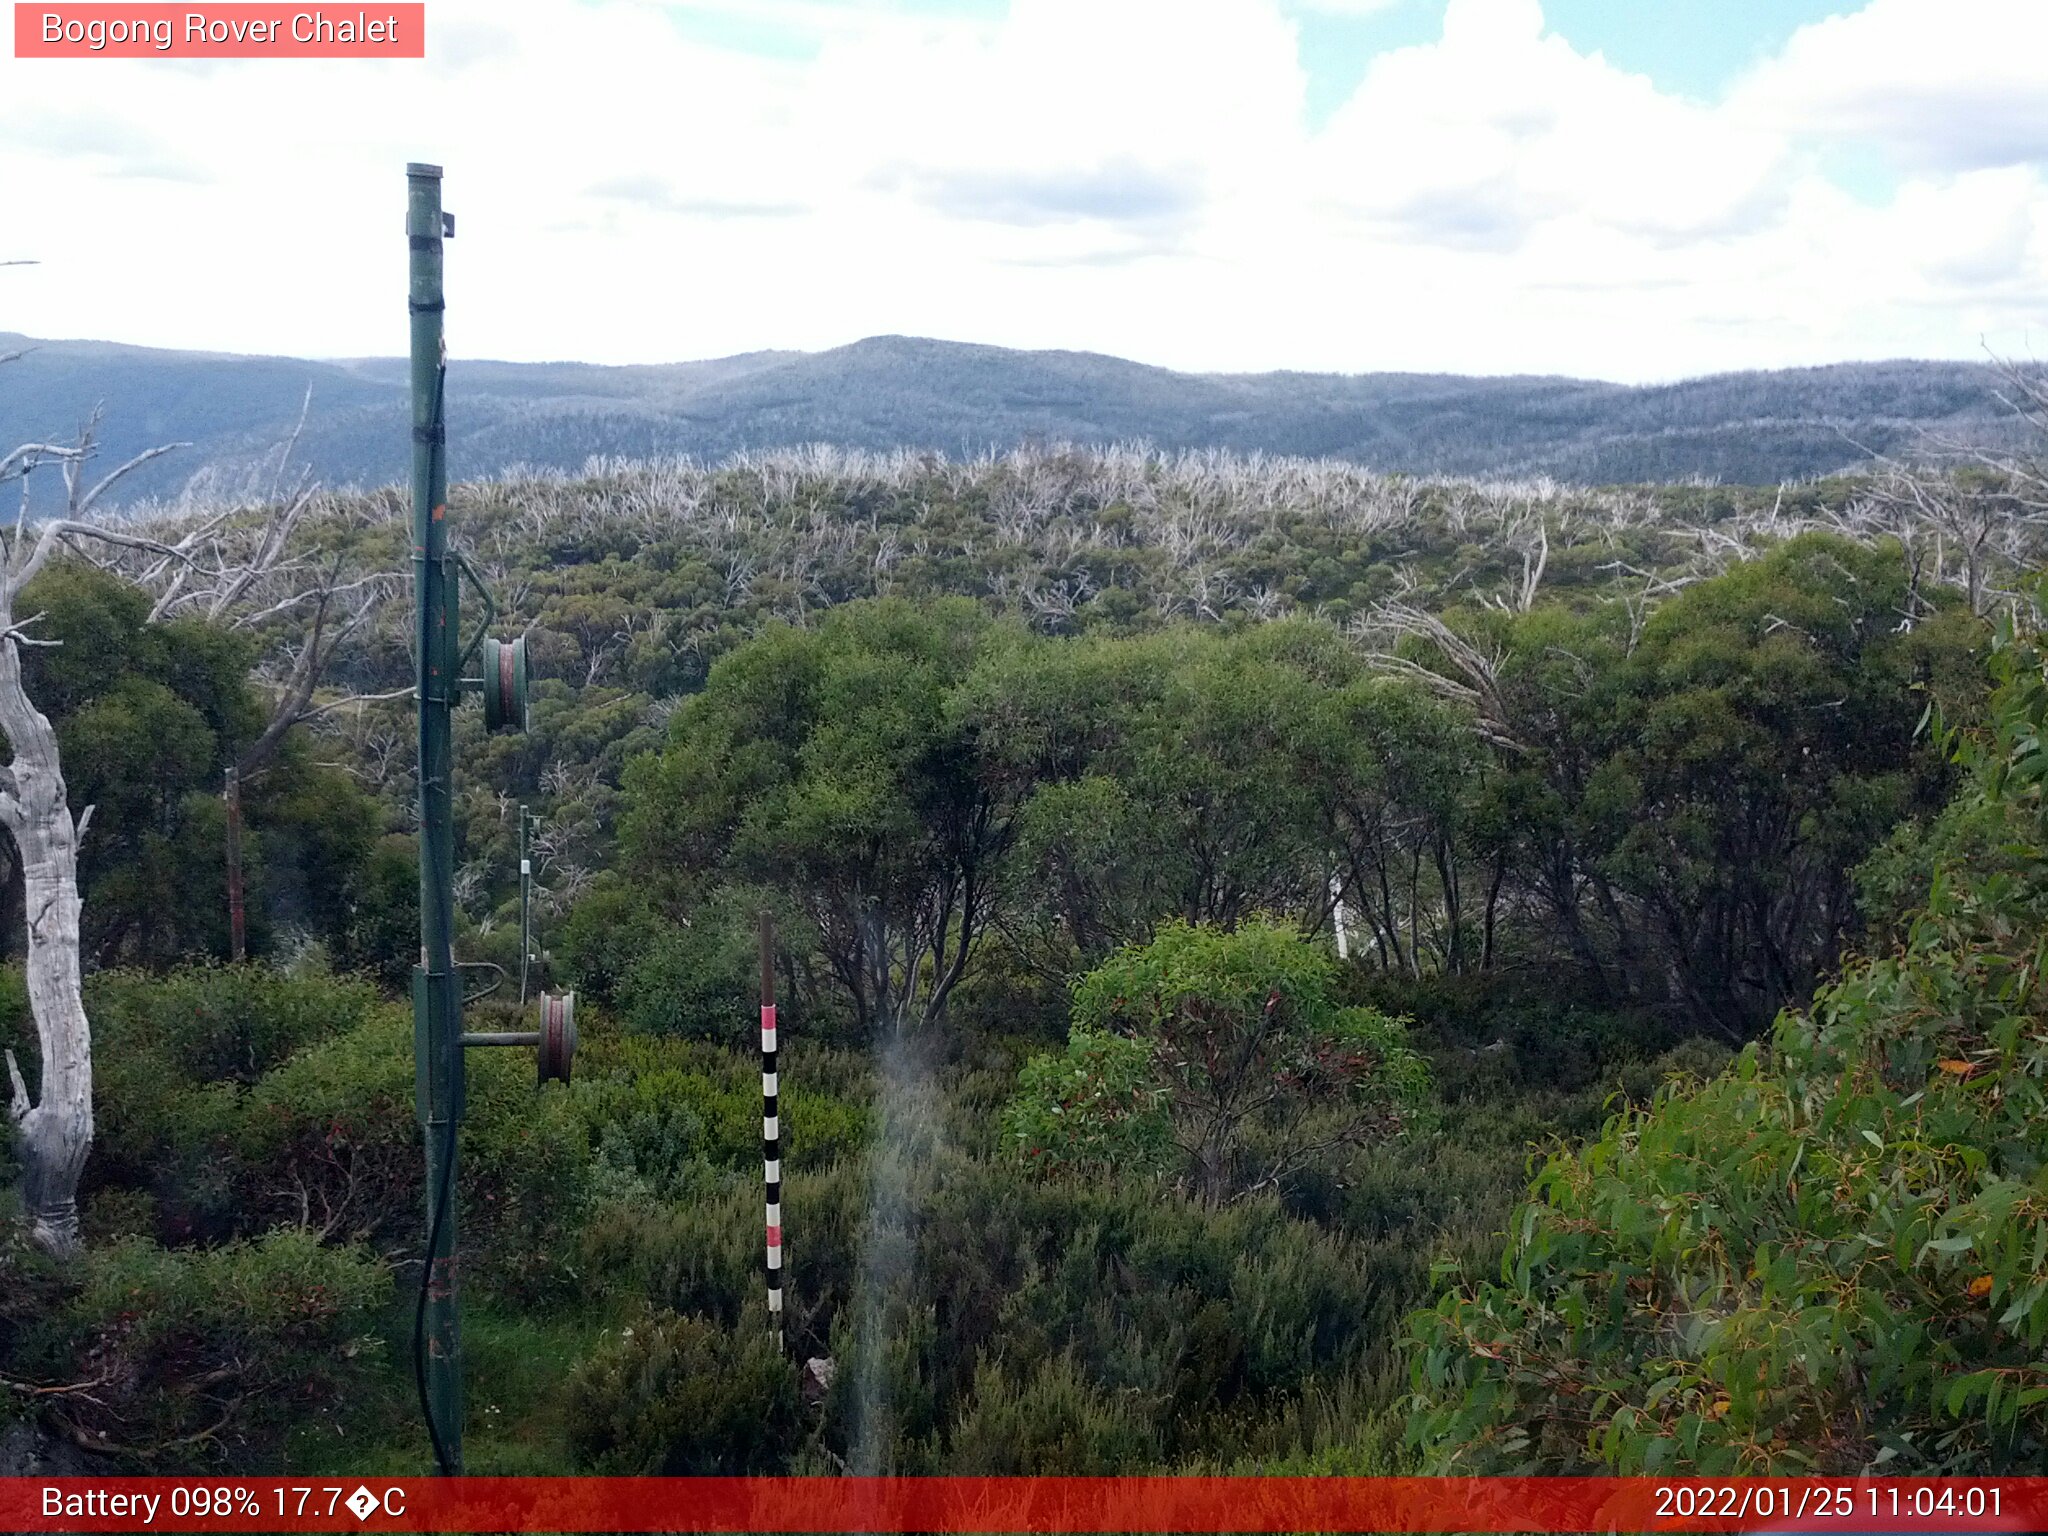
(460, 991, 577, 1084)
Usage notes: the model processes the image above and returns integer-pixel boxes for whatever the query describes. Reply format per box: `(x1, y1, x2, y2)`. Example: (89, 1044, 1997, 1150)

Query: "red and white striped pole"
(760, 911, 783, 1351)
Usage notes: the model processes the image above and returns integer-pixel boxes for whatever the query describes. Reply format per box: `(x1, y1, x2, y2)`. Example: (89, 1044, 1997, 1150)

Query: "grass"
(277, 1296, 619, 1476)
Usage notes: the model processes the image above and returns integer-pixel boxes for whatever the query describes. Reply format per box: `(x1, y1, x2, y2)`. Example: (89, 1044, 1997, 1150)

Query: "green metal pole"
(407, 161, 464, 1475)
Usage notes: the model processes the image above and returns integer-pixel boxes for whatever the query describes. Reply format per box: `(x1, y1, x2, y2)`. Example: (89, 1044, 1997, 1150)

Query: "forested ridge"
(1, 331, 2034, 504)
(0, 435, 2044, 1475)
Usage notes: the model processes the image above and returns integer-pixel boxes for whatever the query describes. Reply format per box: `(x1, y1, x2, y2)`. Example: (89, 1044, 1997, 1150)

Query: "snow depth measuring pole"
(761, 911, 784, 1350)
(407, 162, 574, 1475)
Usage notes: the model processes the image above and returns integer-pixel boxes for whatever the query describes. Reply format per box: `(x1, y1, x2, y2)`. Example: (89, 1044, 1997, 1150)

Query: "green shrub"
(888, 1155, 1383, 1462)
(87, 961, 375, 1079)
(565, 884, 827, 1056)
(52, 1230, 387, 1461)
(949, 1353, 1157, 1472)
(580, 1137, 1390, 1474)
(335, 834, 420, 991)
(82, 1186, 158, 1246)
(613, 895, 763, 1045)
(0, 964, 28, 1050)
(81, 976, 588, 1284)
(84, 963, 382, 1237)
(943, 937, 1073, 1054)
(1203, 1377, 1413, 1473)
(566, 1309, 800, 1472)
(579, 1162, 868, 1352)
(233, 1005, 590, 1297)
(1001, 1029, 1169, 1178)
(461, 1023, 596, 1305)
(558, 878, 664, 1011)
(221, 1004, 417, 1245)
(1360, 971, 1676, 1099)
(1061, 920, 1429, 1204)
(575, 1033, 867, 1193)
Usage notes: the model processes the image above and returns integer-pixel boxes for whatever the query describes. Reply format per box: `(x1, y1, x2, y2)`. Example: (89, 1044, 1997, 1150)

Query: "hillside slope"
(0, 331, 2026, 503)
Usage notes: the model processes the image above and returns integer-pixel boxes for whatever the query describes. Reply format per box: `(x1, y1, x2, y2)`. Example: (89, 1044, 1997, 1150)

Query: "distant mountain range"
(0, 332, 2030, 504)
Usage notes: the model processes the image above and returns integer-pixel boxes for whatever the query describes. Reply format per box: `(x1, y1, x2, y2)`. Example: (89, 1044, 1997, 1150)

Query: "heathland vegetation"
(0, 427, 2045, 1472)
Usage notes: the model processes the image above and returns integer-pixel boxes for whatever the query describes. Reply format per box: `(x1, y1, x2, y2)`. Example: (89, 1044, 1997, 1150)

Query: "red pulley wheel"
(537, 990, 576, 1084)
(481, 635, 528, 733)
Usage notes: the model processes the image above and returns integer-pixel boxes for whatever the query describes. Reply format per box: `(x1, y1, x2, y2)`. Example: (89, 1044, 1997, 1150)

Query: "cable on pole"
(413, 1114, 459, 1476)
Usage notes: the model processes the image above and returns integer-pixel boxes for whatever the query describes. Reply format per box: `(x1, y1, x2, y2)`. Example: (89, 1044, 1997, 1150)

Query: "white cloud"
(1734, 0, 2048, 174)
(0, 0, 2042, 383)
(1316, 0, 1787, 249)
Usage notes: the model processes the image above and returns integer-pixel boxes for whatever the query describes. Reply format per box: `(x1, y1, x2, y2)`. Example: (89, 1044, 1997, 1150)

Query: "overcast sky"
(1, 0, 2043, 382)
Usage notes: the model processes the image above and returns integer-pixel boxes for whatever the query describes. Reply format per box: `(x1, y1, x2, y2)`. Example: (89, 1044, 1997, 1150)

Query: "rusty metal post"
(224, 766, 246, 962)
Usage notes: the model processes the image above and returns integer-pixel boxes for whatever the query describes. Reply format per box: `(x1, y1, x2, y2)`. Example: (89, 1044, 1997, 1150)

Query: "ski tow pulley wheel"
(481, 635, 528, 733)
(537, 990, 576, 1084)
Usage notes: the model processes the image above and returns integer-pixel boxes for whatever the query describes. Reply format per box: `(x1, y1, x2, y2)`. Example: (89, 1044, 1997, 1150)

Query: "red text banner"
(8, 1477, 2048, 1533)
(14, 5, 425, 58)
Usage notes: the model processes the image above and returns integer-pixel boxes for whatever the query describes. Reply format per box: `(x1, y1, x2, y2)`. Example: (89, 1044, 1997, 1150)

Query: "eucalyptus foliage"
(1407, 619, 2048, 1473)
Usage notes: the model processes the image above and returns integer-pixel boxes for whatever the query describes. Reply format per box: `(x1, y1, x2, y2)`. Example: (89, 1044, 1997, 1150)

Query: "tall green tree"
(972, 622, 1416, 968)
(1404, 534, 1981, 1035)
(1300, 673, 1480, 976)
(622, 598, 1023, 1035)
(17, 564, 376, 967)
(1595, 535, 1976, 1029)
(1407, 618, 2048, 1473)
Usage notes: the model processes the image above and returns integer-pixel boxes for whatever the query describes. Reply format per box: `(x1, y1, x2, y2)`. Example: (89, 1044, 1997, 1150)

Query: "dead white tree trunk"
(0, 617, 92, 1256)
(0, 370, 194, 1254)
(0, 500, 192, 1255)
